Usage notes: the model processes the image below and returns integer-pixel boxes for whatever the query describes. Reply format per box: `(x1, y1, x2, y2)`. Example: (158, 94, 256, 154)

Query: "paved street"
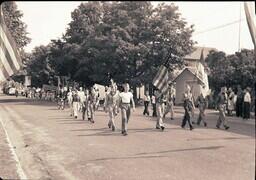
(0, 94, 255, 180)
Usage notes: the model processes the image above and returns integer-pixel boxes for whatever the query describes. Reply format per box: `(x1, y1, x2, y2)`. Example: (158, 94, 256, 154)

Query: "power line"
(194, 18, 246, 36)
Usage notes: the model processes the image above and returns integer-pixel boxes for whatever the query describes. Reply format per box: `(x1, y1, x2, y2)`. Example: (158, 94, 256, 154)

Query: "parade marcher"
(119, 83, 135, 136)
(67, 88, 73, 116)
(196, 92, 208, 127)
(243, 87, 251, 120)
(77, 87, 85, 112)
(143, 91, 150, 116)
(181, 85, 194, 130)
(57, 85, 66, 110)
(155, 89, 166, 131)
(72, 88, 80, 119)
(216, 87, 230, 130)
(151, 92, 157, 117)
(164, 83, 176, 120)
(88, 87, 98, 123)
(81, 89, 90, 121)
(104, 83, 120, 131)
(236, 85, 243, 117)
(227, 87, 235, 116)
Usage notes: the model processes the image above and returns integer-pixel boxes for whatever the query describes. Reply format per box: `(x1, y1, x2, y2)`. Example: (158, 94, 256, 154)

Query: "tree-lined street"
(0, 95, 254, 180)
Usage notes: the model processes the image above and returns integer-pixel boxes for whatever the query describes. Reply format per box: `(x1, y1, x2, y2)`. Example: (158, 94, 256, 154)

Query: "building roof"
(184, 46, 218, 61)
(173, 67, 204, 84)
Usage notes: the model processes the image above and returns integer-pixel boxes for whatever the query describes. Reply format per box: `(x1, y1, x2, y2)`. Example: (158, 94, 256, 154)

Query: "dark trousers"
(152, 103, 157, 117)
(181, 109, 193, 128)
(143, 101, 149, 115)
(243, 102, 250, 119)
(236, 98, 243, 117)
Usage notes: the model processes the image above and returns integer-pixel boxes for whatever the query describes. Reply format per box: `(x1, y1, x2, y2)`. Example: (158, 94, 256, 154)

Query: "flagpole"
(238, 2, 242, 52)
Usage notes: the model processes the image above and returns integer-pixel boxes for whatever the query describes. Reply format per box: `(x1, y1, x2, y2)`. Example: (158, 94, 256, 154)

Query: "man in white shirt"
(78, 87, 85, 112)
(119, 83, 135, 136)
(243, 87, 251, 120)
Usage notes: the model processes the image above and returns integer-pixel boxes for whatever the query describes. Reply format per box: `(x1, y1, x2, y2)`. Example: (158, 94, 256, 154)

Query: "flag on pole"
(0, 5, 22, 82)
(153, 64, 169, 94)
(195, 48, 204, 82)
(244, 2, 256, 47)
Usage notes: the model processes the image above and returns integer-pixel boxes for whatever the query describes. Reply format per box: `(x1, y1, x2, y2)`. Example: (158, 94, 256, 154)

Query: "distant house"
(173, 46, 217, 105)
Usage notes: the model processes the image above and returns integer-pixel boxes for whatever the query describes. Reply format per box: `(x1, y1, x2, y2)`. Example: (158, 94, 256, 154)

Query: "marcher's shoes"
(112, 126, 115, 131)
(108, 123, 111, 128)
(170, 118, 174, 120)
(161, 126, 165, 131)
(190, 126, 194, 131)
(216, 125, 220, 129)
(204, 122, 207, 127)
(224, 126, 230, 130)
(121, 130, 124, 134)
(75, 116, 77, 119)
(91, 120, 95, 123)
(123, 131, 128, 136)
(181, 125, 185, 129)
(156, 126, 160, 129)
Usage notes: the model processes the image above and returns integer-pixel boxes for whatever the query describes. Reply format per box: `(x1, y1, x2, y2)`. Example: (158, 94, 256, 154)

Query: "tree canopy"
(47, 1, 195, 90)
(205, 49, 255, 92)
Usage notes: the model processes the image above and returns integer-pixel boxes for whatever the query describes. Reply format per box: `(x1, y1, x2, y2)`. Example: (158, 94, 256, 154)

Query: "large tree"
(61, 1, 195, 94)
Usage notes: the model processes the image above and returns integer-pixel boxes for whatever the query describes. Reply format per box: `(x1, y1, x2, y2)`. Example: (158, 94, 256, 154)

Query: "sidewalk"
(0, 119, 19, 179)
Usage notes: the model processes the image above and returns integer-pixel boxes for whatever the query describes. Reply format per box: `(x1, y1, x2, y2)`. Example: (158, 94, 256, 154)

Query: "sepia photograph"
(0, 1, 255, 180)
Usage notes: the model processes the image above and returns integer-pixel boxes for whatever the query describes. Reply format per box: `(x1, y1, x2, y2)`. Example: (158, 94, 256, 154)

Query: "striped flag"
(244, 2, 256, 47)
(0, 6, 22, 82)
(153, 64, 169, 94)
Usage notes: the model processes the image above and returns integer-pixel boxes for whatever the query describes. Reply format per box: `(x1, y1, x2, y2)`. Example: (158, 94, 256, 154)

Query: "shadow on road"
(89, 145, 224, 162)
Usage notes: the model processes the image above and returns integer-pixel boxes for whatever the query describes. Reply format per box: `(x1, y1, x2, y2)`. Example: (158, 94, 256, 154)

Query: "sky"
(15, 1, 255, 55)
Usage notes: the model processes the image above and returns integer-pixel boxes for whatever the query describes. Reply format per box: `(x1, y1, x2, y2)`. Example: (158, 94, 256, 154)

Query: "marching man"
(88, 87, 98, 123)
(155, 89, 166, 131)
(119, 83, 135, 136)
(104, 83, 120, 131)
(81, 89, 90, 121)
(164, 83, 176, 120)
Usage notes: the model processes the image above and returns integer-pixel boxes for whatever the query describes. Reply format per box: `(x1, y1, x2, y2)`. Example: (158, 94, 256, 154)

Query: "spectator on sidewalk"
(235, 85, 243, 117)
(243, 87, 251, 120)
(143, 91, 150, 116)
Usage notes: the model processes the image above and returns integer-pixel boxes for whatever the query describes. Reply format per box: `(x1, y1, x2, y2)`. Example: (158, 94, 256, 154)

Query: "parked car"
(8, 87, 16, 95)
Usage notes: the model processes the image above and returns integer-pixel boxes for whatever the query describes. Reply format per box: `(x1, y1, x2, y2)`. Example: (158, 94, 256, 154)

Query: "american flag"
(0, 6, 22, 82)
(153, 64, 169, 94)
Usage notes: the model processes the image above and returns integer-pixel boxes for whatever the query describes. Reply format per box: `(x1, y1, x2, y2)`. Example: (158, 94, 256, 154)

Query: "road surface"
(0, 94, 255, 180)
